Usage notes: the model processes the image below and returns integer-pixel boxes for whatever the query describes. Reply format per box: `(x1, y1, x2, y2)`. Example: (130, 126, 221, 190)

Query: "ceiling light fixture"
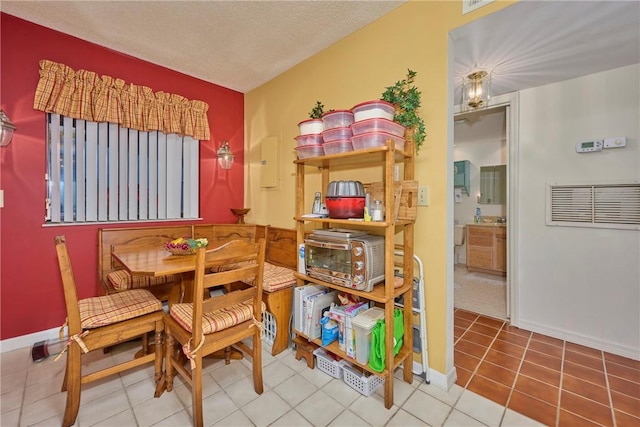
(462, 71, 491, 109)
(0, 110, 17, 147)
(217, 140, 234, 170)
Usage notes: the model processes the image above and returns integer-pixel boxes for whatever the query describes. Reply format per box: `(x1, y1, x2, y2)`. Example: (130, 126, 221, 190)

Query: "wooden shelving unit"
(293, 140, 416, 409)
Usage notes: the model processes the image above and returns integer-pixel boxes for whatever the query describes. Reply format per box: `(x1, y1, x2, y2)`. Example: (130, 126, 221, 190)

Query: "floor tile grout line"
(445, 315, 504, 427)
(500, 328, 533, 427)
(462, 316, 518, 426)
(554, 340, 566, 427)
(602, 348, 618, 427)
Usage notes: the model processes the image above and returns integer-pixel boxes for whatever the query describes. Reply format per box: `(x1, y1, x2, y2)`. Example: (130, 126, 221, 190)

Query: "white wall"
(516, 64, 640, 358)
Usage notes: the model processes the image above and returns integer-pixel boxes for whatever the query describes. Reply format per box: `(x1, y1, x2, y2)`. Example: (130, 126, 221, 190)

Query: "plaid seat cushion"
(211, 261, 295, 293)
(170, 300, 266, 334)
(78, 289, 162, 328)
(245, 262, 295, 293)
(107, 269, 176, 291)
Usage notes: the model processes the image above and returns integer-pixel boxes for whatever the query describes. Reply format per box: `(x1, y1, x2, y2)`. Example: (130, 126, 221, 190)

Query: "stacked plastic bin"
(350, 100, 405, 151)
(321, 110, 354, 155)
(295, 118, 324, 159)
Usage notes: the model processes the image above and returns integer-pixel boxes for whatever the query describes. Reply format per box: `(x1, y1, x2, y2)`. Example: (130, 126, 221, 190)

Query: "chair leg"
(62, 345, 82, 427)
(142, 332, 150, 354)
(165, 331, 175, 392)
(192, 354, 204, 427)
(224, 346, 231, 365)
(154, 326, 163, 384)
(61, 355, 69, 392)
(253, 329, 264, 395)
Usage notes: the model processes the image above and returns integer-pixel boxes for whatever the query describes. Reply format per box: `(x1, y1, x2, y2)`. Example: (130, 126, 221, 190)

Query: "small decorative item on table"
(165, 237, 209, 255)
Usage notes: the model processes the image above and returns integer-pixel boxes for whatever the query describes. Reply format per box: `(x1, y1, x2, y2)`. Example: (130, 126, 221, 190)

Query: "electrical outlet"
(418, 186, 429, 206)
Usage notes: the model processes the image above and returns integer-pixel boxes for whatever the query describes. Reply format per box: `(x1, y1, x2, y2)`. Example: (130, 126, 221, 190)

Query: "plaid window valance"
(33, 59, 210, 140)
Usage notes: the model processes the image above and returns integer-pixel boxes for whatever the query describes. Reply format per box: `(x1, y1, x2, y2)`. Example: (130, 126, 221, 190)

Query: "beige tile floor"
(0, 339, 544, 427)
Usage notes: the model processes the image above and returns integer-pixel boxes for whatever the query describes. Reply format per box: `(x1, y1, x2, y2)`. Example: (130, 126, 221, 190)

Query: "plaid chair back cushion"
(78, 289, 162, 328)
(170, 300, 266, 334)
(107, 269, 176, 291)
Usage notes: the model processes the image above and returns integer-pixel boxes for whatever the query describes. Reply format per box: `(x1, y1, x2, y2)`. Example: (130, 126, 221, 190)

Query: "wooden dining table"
(111, 246, 245, 363)
(111, 247, 201, 304)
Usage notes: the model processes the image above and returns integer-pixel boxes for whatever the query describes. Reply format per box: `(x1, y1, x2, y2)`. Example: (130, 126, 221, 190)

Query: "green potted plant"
(309, 101, 325, 119)
(298, 101, 326, 135)
(381, 69, 426, 154)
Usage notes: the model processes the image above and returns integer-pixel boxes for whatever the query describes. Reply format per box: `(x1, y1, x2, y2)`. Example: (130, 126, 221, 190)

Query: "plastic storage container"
(322, 126, 352, 143)
(341, 362, 384, 396)
(322, 110, 354, 130)
(313, 348, 344, 378)
(350, 117, 405, 137)
(296, 144, 324, 159)
(351, 131, 405, 151)
(298, 118, 324, 135)
(295, 133, 323, 146)
(322, 139, 353, 155)
(351, 307, 385, 365)
(351, 100, 395, 122)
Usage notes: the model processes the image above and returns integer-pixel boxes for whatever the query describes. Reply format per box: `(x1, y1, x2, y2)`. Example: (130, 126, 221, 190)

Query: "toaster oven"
(304, 229, 385, 292)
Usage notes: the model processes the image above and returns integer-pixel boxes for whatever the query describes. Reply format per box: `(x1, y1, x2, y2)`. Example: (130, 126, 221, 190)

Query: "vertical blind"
(46, 113, 199, 223)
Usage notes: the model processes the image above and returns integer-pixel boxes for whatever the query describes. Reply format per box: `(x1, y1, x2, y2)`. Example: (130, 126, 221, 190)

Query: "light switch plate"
(418, 186, 429, 206)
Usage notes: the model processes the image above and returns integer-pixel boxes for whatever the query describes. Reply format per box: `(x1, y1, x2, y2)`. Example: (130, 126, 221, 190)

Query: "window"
(546, 183, 640, 230)
(46, 113, 199, 224)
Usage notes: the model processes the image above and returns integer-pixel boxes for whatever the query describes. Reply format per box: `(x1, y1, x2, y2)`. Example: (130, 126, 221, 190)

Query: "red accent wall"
(0, 14, 245, 340)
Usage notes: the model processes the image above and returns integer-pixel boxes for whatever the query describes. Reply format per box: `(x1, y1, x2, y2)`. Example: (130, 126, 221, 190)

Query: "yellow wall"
(245, 1, 514, 377)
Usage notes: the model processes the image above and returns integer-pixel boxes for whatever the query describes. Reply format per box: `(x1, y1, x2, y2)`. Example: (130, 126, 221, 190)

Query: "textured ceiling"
(452, 1, 640, 103)
(1, 0, 406, 93)
(2, 1, 638, 98)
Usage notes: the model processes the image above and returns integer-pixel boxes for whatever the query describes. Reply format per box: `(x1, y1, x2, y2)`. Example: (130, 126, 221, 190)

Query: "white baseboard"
(517, 319, 640, 361)
(0, 327, 60, 353)
(422, 365, 456, 391)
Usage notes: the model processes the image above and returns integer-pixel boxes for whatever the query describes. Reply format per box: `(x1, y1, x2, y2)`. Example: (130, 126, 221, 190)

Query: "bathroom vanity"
(466, 224, 506, 276)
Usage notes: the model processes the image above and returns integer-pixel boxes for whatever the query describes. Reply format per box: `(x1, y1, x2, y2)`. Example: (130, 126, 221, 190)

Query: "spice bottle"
(372, 200, 384, 221)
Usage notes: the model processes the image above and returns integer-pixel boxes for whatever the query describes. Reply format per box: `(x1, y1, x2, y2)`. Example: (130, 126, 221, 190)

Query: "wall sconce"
(0, 110, 17, 147)
(217, 140, 234, 170)
(462, 71, 491, 109)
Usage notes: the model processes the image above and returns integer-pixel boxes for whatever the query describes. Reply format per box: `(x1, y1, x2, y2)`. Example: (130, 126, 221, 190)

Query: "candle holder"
(230, 208, 250, 224)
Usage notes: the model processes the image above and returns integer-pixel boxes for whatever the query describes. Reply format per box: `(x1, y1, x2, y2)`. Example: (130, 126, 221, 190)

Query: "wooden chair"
(54, 236, 165, 427)
(161, 239, 266, 427)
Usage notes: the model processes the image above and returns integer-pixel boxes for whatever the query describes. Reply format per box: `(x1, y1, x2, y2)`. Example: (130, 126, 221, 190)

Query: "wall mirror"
(479, 164, 506, 204)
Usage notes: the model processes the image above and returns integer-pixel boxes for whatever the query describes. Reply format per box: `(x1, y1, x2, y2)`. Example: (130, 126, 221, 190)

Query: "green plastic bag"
(393, 308, 404, 355)
(369, 319, 385, 373)
(369, 309, 404, 373)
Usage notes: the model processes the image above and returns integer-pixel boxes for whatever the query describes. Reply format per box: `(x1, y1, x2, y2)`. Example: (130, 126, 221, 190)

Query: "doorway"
(453, 104, 509, 320)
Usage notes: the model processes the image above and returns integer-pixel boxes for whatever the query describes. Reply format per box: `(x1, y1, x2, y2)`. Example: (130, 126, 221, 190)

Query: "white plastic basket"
(341, 362, 384, 396)
(262, 311, 276, 346)
(313, 348, 344, 378)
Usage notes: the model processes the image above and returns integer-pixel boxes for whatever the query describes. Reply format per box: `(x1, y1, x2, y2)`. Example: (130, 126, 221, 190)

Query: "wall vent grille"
(547, 183, 640, 230)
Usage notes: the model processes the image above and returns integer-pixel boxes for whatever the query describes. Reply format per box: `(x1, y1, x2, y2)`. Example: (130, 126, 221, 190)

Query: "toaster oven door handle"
(305, 239, 350, 250)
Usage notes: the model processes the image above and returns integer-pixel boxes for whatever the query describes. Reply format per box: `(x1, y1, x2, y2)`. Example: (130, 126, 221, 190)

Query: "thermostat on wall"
(576, 140, 603, 153)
